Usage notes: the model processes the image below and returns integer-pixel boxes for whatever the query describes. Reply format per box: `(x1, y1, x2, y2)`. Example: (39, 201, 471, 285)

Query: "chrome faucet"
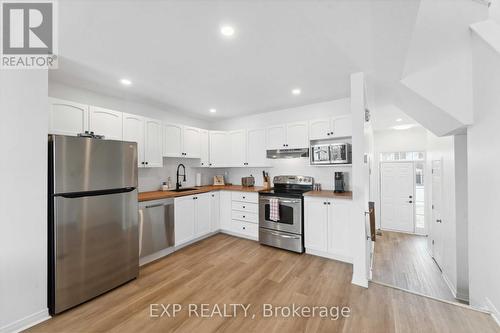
(176, 163, 186, 190)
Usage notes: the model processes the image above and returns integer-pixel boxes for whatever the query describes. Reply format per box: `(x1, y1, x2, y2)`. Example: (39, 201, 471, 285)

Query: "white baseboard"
(220, 229, 258, 241)
(305, 248, 353, 264)
(485, 297, 500, 328)
(140, 246, 176, 266)
(441, 272, 458, 298)
(0, 309, 50, 333)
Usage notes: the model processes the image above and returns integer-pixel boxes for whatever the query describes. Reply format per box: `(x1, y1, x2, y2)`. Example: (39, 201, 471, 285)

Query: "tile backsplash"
(138, 157, 352, 192)
(138, 158, 224, 192)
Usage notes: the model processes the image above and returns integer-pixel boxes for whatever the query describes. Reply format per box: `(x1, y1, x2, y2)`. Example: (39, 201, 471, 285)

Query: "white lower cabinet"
(219, 191, 232, 231)
(194, 193, 211, 237)
(210, 192, 220, 231)
(304, 197, 352, 263)
(174, 193, 212, 247)
(174, 196, 196, 246)
(225, 191, 259, 240)
(304, 197, 328, 252)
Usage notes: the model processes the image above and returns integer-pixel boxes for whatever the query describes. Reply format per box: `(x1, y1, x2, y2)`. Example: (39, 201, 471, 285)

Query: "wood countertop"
(303, 190, 353, 199)
(138, 185, 267, 202)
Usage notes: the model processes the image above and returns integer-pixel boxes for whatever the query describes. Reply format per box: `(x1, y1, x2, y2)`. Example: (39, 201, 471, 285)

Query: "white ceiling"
(51, 0, 424, 120)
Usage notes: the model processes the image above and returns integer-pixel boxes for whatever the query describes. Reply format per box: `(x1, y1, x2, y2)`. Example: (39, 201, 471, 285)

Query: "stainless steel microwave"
(311, 143, 352, 165)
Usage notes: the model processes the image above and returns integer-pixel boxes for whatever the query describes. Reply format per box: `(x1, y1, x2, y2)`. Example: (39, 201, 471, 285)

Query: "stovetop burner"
(258, 175, 314, 198)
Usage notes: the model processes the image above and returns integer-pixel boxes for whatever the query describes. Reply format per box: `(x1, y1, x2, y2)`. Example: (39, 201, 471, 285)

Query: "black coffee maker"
(334, 172, 346, 193)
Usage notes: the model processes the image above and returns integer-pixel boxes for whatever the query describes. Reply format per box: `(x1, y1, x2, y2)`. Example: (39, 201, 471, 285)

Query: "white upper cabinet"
(199, 129, 210, 167)
(122, 113, 145, 168)
(49, 98, 89, 136)
(309, 115, 352, 140)
(89, 106, 123, 140)
(332, 115, 352, 138)
(286, 121, 309, 148)
(163, 123, 183, 157)
(266, 122, 308, 149)
(183, 126, 200, 158)
(163, 124, 200, 158)
(144, 118, 163, 168)
(209, 131, 229, 167)
(309, 118, 332, 140)
(229, 129, 247, 167)
(266, 124, 287, 150)
(246, 128, 267, 167)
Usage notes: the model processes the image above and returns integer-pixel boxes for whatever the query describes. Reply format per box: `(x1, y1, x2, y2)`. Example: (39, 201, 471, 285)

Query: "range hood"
(266, 148, 309, 159)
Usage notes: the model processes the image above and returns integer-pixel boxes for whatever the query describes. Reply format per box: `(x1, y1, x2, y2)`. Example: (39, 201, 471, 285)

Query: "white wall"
(0, 72, 50, 331)
(217, 98, 353, 189)
(468, 26, 500, 320)
(373, 126, 428, 229)
(216, 98, 350, 130)
(49, 81, 210, 128)
(425, 131, 464, 300)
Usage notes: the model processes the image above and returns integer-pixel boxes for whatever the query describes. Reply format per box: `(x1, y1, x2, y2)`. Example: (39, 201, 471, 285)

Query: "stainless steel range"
(258, 175, 314, 253)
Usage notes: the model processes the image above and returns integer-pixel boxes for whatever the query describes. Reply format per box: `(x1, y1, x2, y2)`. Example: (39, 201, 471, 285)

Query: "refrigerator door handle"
(56, 187, 136, 198)
(138, 209, 144, 256)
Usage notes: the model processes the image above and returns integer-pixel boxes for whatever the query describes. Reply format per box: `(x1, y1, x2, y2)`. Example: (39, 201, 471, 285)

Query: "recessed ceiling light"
(220, 25, 235, 37)
(209, 108, 217, 113)
(120, 78, 132, 86)
(396, 118, 403, 122)
(392, 124, 415, 130)
(292, 88, 301, 95)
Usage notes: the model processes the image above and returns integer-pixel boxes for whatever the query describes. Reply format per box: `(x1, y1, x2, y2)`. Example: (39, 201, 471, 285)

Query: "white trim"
(370, 281, 490, 313)
(0, 309, 50, 333)
(220, 229, 258, 241)
(305, 248, 353, 264)
(442, 271, 458, 298)
(139, 247, 176, 266)
(485, 298, 500, 328)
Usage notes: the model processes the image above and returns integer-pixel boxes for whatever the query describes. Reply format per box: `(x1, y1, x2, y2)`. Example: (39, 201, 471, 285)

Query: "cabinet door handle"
(145, 162, 148, 165)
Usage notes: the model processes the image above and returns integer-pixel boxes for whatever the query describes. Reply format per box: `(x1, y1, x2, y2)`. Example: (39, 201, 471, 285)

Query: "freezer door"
(52, 189, 138, 314)
(52, 135, 138, 194)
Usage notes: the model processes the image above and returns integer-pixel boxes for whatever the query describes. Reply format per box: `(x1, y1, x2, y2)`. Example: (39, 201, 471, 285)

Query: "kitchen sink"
(170, 188, 198, 192)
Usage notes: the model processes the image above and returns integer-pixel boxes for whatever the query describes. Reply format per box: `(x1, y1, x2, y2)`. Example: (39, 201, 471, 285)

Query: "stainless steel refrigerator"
(48, 135, 139, 315)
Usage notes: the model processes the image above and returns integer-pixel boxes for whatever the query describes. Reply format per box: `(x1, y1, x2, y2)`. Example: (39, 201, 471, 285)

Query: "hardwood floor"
(29, 234, 498, 333)
(372, 230, 458, 303)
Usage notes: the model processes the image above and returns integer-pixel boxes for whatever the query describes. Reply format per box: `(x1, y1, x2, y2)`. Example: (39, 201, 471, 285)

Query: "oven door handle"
(260, 197, 301, 204)
(267, 231, 301, 239)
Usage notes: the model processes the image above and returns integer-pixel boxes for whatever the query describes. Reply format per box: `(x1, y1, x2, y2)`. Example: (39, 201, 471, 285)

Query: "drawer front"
(231, 192, 258, 204)
(231, 220, 258, 238)
(231, 210, 258, 224)
(231, 201, 258, 213)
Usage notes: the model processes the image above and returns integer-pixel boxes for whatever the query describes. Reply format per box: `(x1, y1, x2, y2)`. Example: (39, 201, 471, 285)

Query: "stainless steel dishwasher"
(138, 198, 175, 266)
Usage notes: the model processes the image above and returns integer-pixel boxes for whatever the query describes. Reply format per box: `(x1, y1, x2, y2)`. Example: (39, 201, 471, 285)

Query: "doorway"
(431, 159, 444, 270)
(380, 162, 415, 233)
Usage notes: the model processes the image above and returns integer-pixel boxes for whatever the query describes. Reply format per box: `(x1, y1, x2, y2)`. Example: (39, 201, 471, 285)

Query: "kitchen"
(2, 1, 500, 332)
(47, 91, 356, 316)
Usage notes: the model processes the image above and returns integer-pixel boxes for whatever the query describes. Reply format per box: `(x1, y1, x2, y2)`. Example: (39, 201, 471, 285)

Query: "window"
(380, 151, 425, 162)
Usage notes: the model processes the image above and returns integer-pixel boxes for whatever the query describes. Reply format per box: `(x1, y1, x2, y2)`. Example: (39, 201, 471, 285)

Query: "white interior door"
(380, 162, 415, 233)
(431, 160, 444, 269)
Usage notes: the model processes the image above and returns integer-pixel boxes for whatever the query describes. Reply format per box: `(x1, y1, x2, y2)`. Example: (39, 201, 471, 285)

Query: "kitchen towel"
(269, 197, 280, 222)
